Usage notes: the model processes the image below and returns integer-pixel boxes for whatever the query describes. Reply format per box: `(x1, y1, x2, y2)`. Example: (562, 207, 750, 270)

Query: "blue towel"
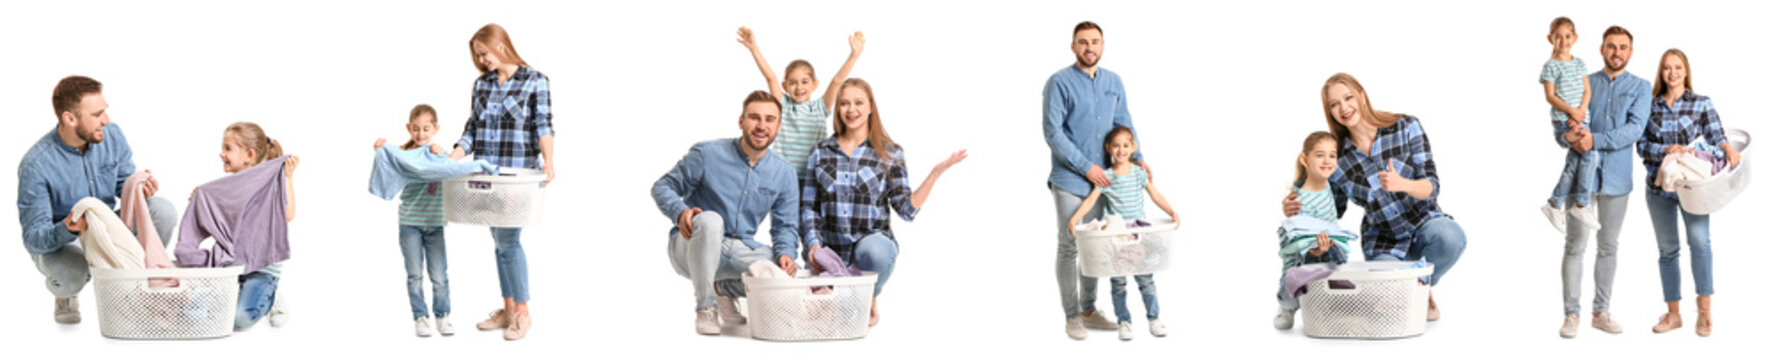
(368, 144, 499, 200)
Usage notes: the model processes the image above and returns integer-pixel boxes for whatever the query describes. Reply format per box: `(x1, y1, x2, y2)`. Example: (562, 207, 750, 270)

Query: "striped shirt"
(774, 96, 830, 180)
(1638, 90, 1728, 199)
(398, 181, 446, 227)
(801, 138, 918, 255)
(1103, 166, 1148, 220)
(1541, 58, 1588, 122)
(457, 66, 554, 170)
(1294, 185, 1337, 223)
(1329, 115, 1447, 259)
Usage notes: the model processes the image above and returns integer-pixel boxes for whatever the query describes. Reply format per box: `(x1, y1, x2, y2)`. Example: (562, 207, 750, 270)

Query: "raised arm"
(821, 31, 865, 109)
(737, 27, 785, 101)
(283, 156, 299, 223)
(905, 149, 966, 211)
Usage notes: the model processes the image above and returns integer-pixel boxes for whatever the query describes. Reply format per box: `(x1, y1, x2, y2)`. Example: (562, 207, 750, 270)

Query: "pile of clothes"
(1076, 214, 1168, 274)
(1658, 140, 1733, 192)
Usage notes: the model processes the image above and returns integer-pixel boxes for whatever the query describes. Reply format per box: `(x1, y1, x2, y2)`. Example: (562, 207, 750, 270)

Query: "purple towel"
(174, 156, 291, 274)
(1283, 263, 1338, 298)
(810, 247, 861, 277)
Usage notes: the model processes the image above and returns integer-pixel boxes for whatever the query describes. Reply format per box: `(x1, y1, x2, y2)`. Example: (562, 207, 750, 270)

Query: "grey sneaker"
(717, 296, 746, 325)
(54, 296, 80, 324)
(1274, 307, 1296, 330)
(1081, 310, 1117, 330)
(1065, 316, 1086, 340)
(695, 308, 720, 335)
(1559, 314, 1579, 339)
(1592, 312, 1623, 334)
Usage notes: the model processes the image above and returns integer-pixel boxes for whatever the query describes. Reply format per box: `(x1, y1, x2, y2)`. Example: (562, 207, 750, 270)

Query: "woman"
(801, 78, 965, 326)
(1281, 73, 1467, 320)
(450, 23, 556, 341)
(1638, 49, 1735, 337)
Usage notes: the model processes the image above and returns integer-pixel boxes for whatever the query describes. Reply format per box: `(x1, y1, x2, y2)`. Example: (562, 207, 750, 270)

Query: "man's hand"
(778, 255, 798, 277)
(1282, 191, 1302, 217)
(64, 215, 87, 234)
(1087, 165, 1110, 188)
(677, 208, 703, 239)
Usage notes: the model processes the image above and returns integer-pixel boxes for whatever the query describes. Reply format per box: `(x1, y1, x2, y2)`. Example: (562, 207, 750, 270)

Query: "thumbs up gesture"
(1377, 159, 1408, 193)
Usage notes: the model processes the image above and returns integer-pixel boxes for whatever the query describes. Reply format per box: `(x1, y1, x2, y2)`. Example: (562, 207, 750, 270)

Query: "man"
(652, 90, 801, 335)
(1042, 21, 1152, 340)
(1555, 26, 1650, 339)
(18, 75, 178, 324)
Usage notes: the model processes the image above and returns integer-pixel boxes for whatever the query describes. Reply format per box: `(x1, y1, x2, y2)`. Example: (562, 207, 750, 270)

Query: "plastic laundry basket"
(741, 272, 878, 341)
(1073, 219, 1177, 277)
(443, 168, 547, 227)
(91, 266, 242, 340)
(1300, 261, 1433, 339)
(1676, 128, 1751, 215)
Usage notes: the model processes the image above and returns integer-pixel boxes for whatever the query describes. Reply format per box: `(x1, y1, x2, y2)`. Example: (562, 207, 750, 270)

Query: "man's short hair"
(1074, 21, 1102, 37)
(1603, 25, 1632, 43)
(52, 76, 103, 118)
(743, 90, 781, 115)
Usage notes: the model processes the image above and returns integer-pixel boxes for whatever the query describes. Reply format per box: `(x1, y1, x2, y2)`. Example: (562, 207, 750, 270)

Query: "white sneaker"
(1541, 203, 1568, 235)
(1118, 321, 1134, 341)
(415, 317, 434, 337)
(54, 296, 80, 324)
(1274, 307, 1296, 330)
(1560, 314, 1578, 339)
(1065, 316, 1086, 340)
(267, 290, 289, 328)
(695, 308, 720, 335)
(1572, 205, 1602, 230)
(1148, 318, 1168, 337)
(1081, 310, 1117, 330)
(716, 296, 746, 325)
(436, 316, 456, 336)
(1592, 312, 1623, 334)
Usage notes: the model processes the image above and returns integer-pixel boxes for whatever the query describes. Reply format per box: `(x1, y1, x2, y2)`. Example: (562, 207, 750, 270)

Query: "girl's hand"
(429, 143, 446, 155)
(373, 138, 387, 149)
(1570, 108, 1586, 123)
(1378, 160, 1409, 193)
(848, 31, 865, 55)
(1067, 218, 1081, 237)
(283, 156, 300, 179)
(934, 150, 967, 173)
(737, 27, 758, 50)
(1308, 233, 1332, 256)
(1168, 212, 1181, 229)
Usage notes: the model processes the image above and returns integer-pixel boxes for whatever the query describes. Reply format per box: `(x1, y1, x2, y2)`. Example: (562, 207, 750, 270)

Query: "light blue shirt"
(1044, 65, 1143, 197)
(17, 124, 136, 255)
(652, 138, 800, 259)
(1556, 71, 1652, 196)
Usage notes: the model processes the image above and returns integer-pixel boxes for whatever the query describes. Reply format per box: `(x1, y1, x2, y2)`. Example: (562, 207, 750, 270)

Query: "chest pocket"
(854, 165, 887, 205)
(745, 187, 778, 219)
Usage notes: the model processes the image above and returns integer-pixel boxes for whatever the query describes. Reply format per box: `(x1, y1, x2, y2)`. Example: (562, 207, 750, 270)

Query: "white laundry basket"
(1073, 219, 1177, 277)
(91, 266, 242, 340)
(1300, 261, 1433, 339)
(741, 272, 878, 341)
(443, 168, 547, 227)
(1676, 129, 1751, 215)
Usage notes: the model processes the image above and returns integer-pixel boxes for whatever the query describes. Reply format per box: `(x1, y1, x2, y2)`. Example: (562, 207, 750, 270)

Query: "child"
(1273, 131, 1356, 330)
(374, 105, 455, 337)
(736, 26, 864, 180)
(1066, 126, 1178, 341)
(1540, 16, 1599, 233)
(216, 122, 298, 330)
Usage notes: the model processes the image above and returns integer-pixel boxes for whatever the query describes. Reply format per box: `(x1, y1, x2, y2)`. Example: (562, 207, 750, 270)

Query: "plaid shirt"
(1638, 91, 1727, 199)
(457, 66, 555, 169)
(801, 138, 919, 257)
(1330, 115, 1447, 259)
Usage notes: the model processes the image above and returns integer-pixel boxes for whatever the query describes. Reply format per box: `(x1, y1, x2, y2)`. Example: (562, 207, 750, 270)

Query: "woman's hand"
(1308, 232, 1332, 256)
(934, 150, 967, 173)
(1665, 144, 1690, 157)
(1377, 160, 1410, 193)
(807, 244, 825, 274)
(450, 146, 467, 161)
(1724, 143, 1743, 168)
(543, 161, 556, 184)
(373, 138, 387, 149)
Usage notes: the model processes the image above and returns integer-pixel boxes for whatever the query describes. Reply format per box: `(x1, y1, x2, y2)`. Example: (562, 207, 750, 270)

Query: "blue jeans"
(1052, 186, 1103, 319)
(1646, 193, 1713, 302)
(491, 227, 530, 303)
(1368, 216, 1466, 286)
(1549, 137, 1599, 208)
(834, 233, 898, 296)
(1110, 274, 1157, 322)
(235, 271, 279, 330)
(400, 225, 449, 319)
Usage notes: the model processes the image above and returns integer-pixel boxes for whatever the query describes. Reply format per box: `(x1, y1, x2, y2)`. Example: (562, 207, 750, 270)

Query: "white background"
(0, 0, 1762, 358)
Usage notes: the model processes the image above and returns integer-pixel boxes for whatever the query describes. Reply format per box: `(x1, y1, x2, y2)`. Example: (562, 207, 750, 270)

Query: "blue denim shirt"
(17, 124, 136, 254)
(652, 138, 800, 259)
(1555, 71, 1651, 196)
(1044, 65, 1143, 197)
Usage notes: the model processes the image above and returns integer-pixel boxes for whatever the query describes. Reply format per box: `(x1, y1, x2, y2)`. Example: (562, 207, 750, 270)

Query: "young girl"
(736, 26, 863, 180)
(1273, 131, 1353, 330)
(217, 122, 299, 330)
(1066, 126, 1178, 341)
(453, 23, 554, 341)
(374, 105, 454, 337)
(1540, 16, 1599, 233)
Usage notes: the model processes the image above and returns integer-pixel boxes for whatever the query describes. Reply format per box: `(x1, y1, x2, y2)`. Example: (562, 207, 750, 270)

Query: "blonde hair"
(470, 23, 529, 74)
(1294, 131, 1339, 183)
(404, 104, 438, 150)
(225, 122, 283, 166)
(832, 78, 898, 164)
(1654, 48, 1692, 97)
(1321, 73, 1402, 142)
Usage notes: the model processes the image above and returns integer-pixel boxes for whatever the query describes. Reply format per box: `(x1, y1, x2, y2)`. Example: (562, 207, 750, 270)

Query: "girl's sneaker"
(1541, 203, 1568, 235)
(437, 316, 456, 336)
(1572, 205, 1602, 230)
(268, 291, 289, 327)
(1149, 318, 1168, 337)
(415, 317, 434, 337)
(1118, 321, 1134, 341)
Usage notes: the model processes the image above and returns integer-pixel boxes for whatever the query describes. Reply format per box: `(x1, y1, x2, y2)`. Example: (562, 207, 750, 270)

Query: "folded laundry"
(368, 144, 499, 200)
